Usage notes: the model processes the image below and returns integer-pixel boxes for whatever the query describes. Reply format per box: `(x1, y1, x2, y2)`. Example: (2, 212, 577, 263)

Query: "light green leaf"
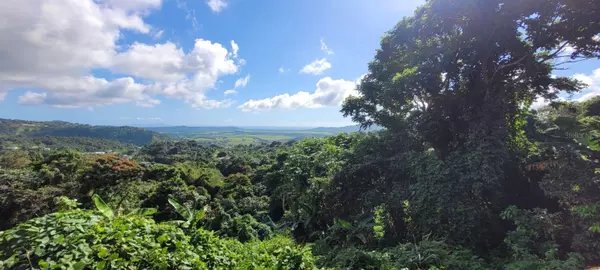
(92, 194, 114, 220)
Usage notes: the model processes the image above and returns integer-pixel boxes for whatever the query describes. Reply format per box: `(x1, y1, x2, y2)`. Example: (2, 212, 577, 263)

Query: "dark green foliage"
(2, 0, 600, 268)
(0, 169, 66, 230)
(139, 140, 217, 165)
(501, 206, 585, 270)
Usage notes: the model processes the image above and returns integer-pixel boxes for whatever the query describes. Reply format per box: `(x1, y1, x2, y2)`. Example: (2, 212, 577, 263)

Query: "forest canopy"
(2, 0, 600, 269)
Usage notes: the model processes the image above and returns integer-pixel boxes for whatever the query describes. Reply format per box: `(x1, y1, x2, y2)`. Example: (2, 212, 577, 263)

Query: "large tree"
(341, 0, 600, 249)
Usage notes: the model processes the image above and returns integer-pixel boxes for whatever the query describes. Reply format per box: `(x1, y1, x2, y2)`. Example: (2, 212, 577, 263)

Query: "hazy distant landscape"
(0, 118, 375, 151)
(146, 125, 373, 145)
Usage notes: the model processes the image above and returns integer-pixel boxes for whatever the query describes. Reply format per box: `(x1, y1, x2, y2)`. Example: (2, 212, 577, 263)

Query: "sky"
(0, 0, 598, 127)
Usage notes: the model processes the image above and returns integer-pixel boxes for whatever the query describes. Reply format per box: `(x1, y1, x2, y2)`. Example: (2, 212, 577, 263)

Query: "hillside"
(0, 118, 168, 151)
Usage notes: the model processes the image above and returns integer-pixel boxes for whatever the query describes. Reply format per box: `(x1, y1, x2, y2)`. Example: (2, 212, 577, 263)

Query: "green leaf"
(157, 234, 169, 243)
(92, 194, 114, 220)
(335, 218, 353, 230)
(98, 247, 109, 258)
(73, 262, 86, 270)
(139, 208, 158, 216)
(168, 197, 191, 221)
(194, 206, 206, 222)
(39, 260, 49, 270)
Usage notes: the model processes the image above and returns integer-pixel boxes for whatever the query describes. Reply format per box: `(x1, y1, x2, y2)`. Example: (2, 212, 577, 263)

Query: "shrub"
(0, 210, 206, 269)
(228, 234, 317, 270)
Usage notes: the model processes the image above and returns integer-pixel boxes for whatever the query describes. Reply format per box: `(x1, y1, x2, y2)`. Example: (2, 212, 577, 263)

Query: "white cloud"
(300, 58, 331, 75)
(563, 45, 575, 55)
(18, 92, 47, 105)
(234, 75, 250, 88)
(320, 38, 334, 55)
(176, 0, 199, 30)
(112, 42, 186, 81)
(153, 29, 164, 40)
(137, 98, 161, 108)
(133, 116, 162, 121)
(238, 77, 358, 111)
(0, 0, 240, 110)
(572, 68, 600, 102)
(103, 0, 162, 12)
(14, 76, 157, 108)
(224, 89, 238, 95)
(231, 40, 239, 58)
(113, 39, 237, 84)
(531, 96, 550, 109)
(186, 93, 232, 109)
(279, 67, 285, 73)
(206, 0, 227, 12)
(530, 69, 600, 109)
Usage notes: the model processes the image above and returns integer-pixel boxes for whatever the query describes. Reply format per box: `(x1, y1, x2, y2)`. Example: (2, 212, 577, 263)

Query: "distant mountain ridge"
(0, 118, 168, 147)
(0, 118, 381, 148)
(145, 124, 379, 134)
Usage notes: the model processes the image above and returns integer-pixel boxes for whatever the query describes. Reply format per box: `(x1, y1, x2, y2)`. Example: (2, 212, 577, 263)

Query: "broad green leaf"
(92, 194, 114, 219)
(168, 197, 191, 221)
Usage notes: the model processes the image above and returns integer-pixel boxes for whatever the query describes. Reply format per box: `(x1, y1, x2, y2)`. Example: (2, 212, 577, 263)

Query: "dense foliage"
(2, 0, 600, 269)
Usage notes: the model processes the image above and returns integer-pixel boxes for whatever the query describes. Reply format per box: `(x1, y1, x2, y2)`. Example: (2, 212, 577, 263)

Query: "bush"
(0, 203, 316, 269)
(0, 210, 206, 269)
(228, 234, 317, 270)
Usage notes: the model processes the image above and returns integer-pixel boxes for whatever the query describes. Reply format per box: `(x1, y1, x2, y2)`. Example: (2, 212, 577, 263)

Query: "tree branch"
(540, 42, 569, 63)
(490, 50, 532, 82)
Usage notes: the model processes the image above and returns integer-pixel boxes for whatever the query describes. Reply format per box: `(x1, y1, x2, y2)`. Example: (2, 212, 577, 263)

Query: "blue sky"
(0, 0, 598, 127)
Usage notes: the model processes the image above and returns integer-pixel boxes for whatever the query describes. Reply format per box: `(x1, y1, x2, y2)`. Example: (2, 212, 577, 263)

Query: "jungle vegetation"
(1, 0, 600, 269)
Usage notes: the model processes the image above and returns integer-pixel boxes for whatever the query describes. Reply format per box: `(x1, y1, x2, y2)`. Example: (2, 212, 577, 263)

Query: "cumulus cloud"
(238, 77, 358, 111)
(113, 39, 237, 83)
(531, 96, 551, 109)
(0, 0, 239, 110)
(18, 92, 47, 105)
(206, 0, 227, 12)
(572, 68, 600, 102)
(279, 67, 285, 73)
(320, 38, 334, 55)
(300, 58, 331, 75)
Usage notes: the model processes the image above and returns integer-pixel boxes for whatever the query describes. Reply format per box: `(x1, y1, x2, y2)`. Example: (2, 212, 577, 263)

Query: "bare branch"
(552, 59, 588, 67)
